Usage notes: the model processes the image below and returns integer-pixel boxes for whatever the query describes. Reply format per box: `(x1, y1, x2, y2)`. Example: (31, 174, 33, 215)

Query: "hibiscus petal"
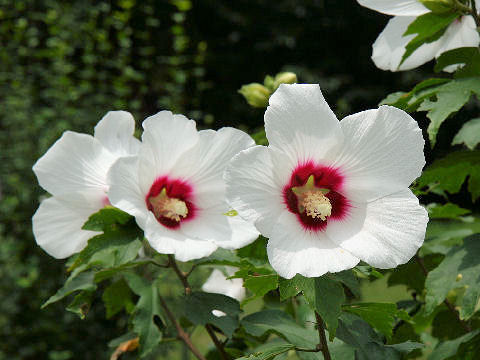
(181, 205, 259, 250)
(172, 127, 255, 209)
(94, 110, 140, 157)
(267, 211, 360, 279)
(225, 145, 291, 235)
(333, 105, 425, 202)
(202, 268, 246, 301)
(138, 111, 199, 194)
(32, 192, 103, 258)
(326, 189, 428, 268)
(107, 156, 149, 228)
(33, 131, 116, 196)
(265, 84, 344, 165)
(144, 213, 218, 261)
(357, 0, 428, 16)
(372, 16, 442, 71)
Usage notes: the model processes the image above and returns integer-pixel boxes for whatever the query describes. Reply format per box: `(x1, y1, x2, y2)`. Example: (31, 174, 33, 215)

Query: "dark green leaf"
(342, 303, 410, 339)
(82, 206, 132, 231)
(102, 278, 135, 318)
(425, 235, 480, 319)
(329, 270, 360, 298)
(183, 292, 241, 338)
(237, 236, 268, 264)
(42, 272, 96, 308)
(244, 274, 279, 300)
(237, 342, 295, 360)
(435, 47, 480, 78)
(108, 332, 138, 348)
(428, 329, 480, 360)
(386, 341, 424, 353)
(278, 274, 313, 301)
(66, 290, 94, 319)
(452, 118, 480, 150)
(428, 203, 471, 219)
(124, 273, 164, 358)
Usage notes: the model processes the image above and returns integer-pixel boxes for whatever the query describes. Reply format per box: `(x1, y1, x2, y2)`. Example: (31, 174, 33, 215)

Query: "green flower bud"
(273, 72, 298, 90)
(238, 83, 271, 108)
(263, 75, 275, 91)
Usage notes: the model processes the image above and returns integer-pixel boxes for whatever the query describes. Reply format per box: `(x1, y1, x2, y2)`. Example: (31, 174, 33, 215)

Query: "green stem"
(315, 312, 332, 360)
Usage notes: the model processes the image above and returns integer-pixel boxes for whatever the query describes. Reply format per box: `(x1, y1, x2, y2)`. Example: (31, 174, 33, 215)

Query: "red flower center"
(145, 176, 196, 229)
(283, 161, 350, 231)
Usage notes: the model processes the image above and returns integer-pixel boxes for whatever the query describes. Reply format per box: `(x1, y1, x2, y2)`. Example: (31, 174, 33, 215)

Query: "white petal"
(172, 127, 255, 209)
(138, 111, 199, 194)
(225, 146, 291, 235)
(107, 156, 149, 228)
(144, 213, 217, 261)
(202, 268, 246, 301)
(333, 105, 425, 202)
(326, 189, 428, 268)
(265, 84, 343, 165)
(372, 16, 442, 71)
(33, 131, 116, 196)
(357, 0, 428, 16)
(436, 16, 480, 72)
(32, 192, 104, 258)
(94, 111, 141, 157)
(266, 211, 360, 279)
(181, 206, 259, 250)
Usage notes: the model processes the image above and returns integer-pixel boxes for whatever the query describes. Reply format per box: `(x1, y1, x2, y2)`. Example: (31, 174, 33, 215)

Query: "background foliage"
(1, 0, 479, 359)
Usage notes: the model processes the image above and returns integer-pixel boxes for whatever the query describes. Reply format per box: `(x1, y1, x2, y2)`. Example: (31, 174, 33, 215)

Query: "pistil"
(149, 188, 188, 222)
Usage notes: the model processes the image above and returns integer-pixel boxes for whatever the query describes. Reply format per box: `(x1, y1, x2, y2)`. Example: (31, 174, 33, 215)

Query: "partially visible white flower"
(358, 0, 480, 71)
(32, 111, 140, 258)
(202, 267, 245, 317)
(107, 111, 259, 262)
(225, 84, 428, 279)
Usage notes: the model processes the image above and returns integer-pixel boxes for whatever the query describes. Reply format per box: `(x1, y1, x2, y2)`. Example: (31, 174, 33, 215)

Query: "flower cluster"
(33, 83, 428, 278)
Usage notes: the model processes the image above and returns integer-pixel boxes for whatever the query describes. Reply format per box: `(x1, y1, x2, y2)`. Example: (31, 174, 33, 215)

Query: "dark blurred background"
(0, 0, 435, 359)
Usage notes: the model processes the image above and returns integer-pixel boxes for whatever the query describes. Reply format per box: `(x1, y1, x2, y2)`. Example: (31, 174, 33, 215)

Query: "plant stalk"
(315, 311, 332, 360)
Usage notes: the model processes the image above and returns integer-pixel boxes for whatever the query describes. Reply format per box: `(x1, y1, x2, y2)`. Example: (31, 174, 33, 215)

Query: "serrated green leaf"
(278, 274, 313, 301)
(102, 278, 134, 318)
(108, 332, 138, 348)
(66, 290, 94, 319)
(428, 329, 480, 360)
(342, 303, 410, 340)
(452, 117, 480, 150)
(94, 259, 151, 283)
(386, 341, 424, 353)
(303, 276, 345, 339)
(124, 273, 164, 358)
(417, 151, 480, 200)
(329, 270, 360, 298)
(244, 274, 278, 300)
(183, 292, 241, 338)
(42, 272, 96, 308)
(401, 12, 458, 66)
(237, 342, 295, 360)
(427, 203, 471, 219)
(89, 238, 142, 268)
(237, 236, 268, 264)
(425, 234, 480, 319)
(82, 206, 132, 231)
(435, 47, 480, 77)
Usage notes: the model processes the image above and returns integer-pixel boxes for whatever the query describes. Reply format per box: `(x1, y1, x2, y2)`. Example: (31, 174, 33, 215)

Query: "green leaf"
(278, 274, 313, 301)
(195, 248, 244, 267)
(94, 259, 151, 283)
(416, 77, 480, 146)
(237, 236, 268, 264)
(183, 292, 241, 338)
(237, 342, 296, 360)
(244, 274, 279, 300)
(417, 150, 480, 201)
(82, 206, 132, 231)
(452, 117, 480, 150)
(435, 47, 480, 78)
(303, 276, 345, 339)
(102, 278, 135, 319)
(428, 329, 480, 360)
(66, 290, 94, 319)
(386, 341, 424, 353)
(401, 12, 458, 66)
(124, 273, 164, 358)
(42, 272, 96, 308)
(330, 270, 360, 298)
(425, 235, 480, 319)
(427, 203, 471, 219)
(342, 303, 410, 340)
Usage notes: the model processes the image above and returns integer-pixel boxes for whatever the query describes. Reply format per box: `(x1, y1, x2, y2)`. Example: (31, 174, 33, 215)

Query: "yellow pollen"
(301, 190, 332, 221)
(149, 188, 188, 221)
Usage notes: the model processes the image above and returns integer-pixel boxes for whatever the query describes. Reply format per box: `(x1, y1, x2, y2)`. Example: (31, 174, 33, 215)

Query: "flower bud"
(273, 72, 298, 90)
(239, 83, 271, 108)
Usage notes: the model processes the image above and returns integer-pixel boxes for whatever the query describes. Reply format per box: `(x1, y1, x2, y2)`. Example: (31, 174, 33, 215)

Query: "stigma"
(149, 188, 188, 222)
(291, 174, 332, 220)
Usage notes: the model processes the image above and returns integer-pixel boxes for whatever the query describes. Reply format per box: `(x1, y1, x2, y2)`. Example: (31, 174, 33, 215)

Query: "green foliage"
(435, 47, 480, 78)
(42, 272, 97, 308)
(428, 329, 480, 360)
(425, 235, 480, 319)
(428, 203, 471, 219)
(237, 342, 295, 360)
(452, 117, 480, 150)
(102, 279, 135, 319)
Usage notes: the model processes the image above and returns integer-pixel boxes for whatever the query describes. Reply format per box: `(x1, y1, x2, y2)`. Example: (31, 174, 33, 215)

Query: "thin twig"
(471, 0, 480, 27)
(315, 312, 332, 360)
(205, 324, 230, 360)
(158, 294, 207, 360)
(168, 254, 191, 295)
(415, 255, 472, 332)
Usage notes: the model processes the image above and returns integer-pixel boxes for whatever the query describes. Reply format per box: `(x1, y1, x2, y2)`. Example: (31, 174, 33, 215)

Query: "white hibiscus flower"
(32, 111, 141, 258)
(202, 267, 245, 317)
(107, 111, 259, 262)
(358, 0, 480, 71)
(225, 84, 429, 279)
